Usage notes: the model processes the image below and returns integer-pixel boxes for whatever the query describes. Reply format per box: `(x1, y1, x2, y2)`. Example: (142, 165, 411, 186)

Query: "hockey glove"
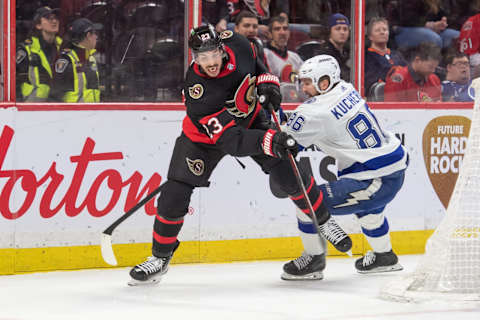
(262, 129, 298, 159)
(257, 73, 282, 111)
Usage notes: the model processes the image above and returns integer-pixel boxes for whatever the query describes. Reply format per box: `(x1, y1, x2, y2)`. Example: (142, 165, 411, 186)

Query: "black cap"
(33, 6, 60, 22)
(70, 18, 103, 37)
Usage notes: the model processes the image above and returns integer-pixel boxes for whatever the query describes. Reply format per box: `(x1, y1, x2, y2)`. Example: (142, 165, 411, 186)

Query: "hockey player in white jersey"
(281, 55, 408, 280)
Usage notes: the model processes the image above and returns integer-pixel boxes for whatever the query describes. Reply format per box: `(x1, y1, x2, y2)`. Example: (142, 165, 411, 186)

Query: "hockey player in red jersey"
(128, 25, 352, 285)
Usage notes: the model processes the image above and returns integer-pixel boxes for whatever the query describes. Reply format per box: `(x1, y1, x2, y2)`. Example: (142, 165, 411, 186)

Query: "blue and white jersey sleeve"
(283, 97, 327, 149)
(285, 81, 408, 180)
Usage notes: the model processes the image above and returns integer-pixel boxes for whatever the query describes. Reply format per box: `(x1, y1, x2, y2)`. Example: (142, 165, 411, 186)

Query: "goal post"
(380, 78, 480, 302)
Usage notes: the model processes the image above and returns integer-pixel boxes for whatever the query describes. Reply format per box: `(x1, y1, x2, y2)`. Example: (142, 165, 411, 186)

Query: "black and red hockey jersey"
(182, 31, 272, 157)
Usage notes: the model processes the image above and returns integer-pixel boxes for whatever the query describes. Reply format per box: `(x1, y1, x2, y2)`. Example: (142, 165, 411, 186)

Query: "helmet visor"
(193, 48, 223, 64)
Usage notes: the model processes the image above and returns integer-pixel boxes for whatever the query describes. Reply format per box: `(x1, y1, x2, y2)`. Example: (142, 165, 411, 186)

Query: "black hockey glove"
(262, 129, 298, 159)
(257, 73, 282, 111)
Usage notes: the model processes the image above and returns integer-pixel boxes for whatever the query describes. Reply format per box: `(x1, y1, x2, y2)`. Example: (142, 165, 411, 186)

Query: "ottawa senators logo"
(188, 84, 204, 99)
(186, 157, 205, 176)
(220, 30, 233, 39)
(225, 74, 257, 118)
(280, 64, 296, 83)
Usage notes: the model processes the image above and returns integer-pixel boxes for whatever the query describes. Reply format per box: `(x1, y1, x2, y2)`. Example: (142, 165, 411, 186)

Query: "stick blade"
(101, 233, 118, 266)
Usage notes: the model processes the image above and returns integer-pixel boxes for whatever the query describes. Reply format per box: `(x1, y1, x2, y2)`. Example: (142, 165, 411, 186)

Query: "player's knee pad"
(157, 180, 194, 219)
(356, 212, 389, 238)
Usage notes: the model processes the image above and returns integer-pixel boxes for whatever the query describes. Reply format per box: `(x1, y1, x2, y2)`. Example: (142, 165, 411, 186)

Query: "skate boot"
(318, 217, 352, 254)
(128, 241, 179, 286)
(281, 252, 326, 280)
(355, 250, 403, 274)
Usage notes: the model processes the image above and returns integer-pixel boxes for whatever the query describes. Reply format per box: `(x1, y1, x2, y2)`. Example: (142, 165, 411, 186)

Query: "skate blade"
(281, 271, 324, 281)
(127, 277, 162, 286)
(356, 263, 403, 274)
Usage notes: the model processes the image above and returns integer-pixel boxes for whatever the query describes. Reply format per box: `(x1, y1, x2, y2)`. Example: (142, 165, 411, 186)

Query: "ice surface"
(0, 255, 479, 320)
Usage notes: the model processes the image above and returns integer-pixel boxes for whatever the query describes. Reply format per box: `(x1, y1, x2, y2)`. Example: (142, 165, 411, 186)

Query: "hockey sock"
(152, 214, 184, 257)
(296, 208, 327, 255)
(357, 213, 392, 253)
(290, 176, 330, 225)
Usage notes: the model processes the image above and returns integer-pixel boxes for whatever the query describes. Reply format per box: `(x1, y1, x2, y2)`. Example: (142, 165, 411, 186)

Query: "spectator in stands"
(225, 0, 289, 39)
(226, 0, 289, 22)
(203, 0, 229, 32)
(316, 13, 351, 81)
(264, 15, 303, 83)
(458, 12, 480, 78)
(365, 17, 406, 99)
(16, 6, 62, 102)
(52, 18, 102, 103)
(384, 42, 442, 102)
(234, 10, 269, 69)
(386, 0, 460, 50)
(442, 52, 474, 102)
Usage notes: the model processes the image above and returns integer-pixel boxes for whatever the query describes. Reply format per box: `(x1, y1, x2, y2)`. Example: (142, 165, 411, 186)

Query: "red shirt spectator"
(384, 65, 441, 102)
(458, 13, 480, 78)
(384, 42, 442, 102)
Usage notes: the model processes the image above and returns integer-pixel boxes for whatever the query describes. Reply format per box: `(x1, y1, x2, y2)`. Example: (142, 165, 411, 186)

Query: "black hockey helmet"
(188, 24, 223, 54)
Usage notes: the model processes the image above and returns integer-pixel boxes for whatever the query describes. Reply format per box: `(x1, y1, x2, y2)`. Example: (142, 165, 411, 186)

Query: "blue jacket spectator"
(365, 17, 407, 96)
(441, 52, 474, 101)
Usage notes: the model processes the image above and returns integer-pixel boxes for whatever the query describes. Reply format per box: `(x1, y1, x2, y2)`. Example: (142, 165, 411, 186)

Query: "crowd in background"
(11, 0, 480, 103)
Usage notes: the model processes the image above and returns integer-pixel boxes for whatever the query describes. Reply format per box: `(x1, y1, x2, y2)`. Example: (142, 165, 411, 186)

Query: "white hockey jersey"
(264, 48, 303, 83)
(284, 80, 408, 180)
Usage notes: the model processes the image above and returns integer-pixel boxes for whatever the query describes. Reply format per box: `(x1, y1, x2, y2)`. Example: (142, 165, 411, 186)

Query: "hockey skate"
(128, 241, 179, 286)
(355, 250, 403, 274)
(281, 253, 326, 280)
(318, 216, 352, 254)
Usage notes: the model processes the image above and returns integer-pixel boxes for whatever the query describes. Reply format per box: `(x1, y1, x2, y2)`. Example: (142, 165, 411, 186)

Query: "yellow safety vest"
(21, 36, 62, 102)
(62, 48, 100, 103)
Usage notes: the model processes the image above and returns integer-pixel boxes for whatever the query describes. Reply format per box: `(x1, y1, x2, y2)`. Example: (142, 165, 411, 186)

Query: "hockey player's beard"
(203, 63, 221, 77)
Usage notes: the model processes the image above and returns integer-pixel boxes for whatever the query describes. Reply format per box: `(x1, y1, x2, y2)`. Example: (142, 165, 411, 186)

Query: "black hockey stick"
(264, 99, 352, 256)
(101, 183, 164, 266)
(262, 98, 321, 229)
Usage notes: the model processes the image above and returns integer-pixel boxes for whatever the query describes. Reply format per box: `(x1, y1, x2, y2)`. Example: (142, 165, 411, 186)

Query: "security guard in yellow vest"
(16, 7, 62, 102)
(52, 18, 102, 103)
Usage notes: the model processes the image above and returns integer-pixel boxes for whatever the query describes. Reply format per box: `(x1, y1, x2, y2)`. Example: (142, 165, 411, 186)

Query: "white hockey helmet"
(298, 55, 341, 94)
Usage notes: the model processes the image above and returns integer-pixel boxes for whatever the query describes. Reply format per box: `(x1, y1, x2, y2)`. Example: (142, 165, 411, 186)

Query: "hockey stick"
(264, 99, 352, 256)
(101, 183, 164, 266)
(262, 99, 321, 228)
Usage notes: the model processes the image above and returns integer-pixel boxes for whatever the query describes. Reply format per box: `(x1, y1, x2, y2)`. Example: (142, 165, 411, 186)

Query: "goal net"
(380, 78, 480, 302)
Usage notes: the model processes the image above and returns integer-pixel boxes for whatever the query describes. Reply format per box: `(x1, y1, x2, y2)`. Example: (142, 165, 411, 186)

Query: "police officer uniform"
(16, 7, 62, 102)
(52, 18, 102, 103)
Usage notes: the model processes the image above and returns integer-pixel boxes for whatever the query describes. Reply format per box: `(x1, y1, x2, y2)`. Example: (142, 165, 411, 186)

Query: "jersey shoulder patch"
(16, 49, 27, 64)
(391, 73, 404, 83)
(188, 83, 204, 99)
(55, 58, 70, 73)
(220, 30, 234, 40)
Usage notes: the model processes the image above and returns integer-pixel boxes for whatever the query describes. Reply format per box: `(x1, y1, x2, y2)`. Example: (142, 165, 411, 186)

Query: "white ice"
(1, 255, 479, 320)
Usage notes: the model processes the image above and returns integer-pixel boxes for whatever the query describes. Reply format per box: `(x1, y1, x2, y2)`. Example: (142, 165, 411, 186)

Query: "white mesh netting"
(380, 78, 480, 302)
